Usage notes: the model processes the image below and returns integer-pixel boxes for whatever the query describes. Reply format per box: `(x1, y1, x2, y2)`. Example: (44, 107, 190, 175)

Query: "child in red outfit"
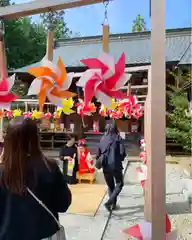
(78, 139, 95, 175)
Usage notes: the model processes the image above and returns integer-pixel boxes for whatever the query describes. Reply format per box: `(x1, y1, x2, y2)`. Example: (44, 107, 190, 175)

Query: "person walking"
(97, 123, 126, 212)
(0, 117, 71, 240)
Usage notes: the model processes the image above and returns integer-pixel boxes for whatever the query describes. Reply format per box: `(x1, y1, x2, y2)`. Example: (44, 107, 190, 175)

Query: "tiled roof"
(15, 28, 192, 72)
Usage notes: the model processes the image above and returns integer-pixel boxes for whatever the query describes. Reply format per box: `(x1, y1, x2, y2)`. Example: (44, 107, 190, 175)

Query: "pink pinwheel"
(132, 103, 144, 119)
(44, 112, 52, 120)
(76, 99, 96, 116)
(122, 218, 176, 240)
(77, 52, 131, 108)
(140, 139, 146, 149)
(23, 112, 32, 118)
(119, 95, 144, 119)
(5, 109, 13, 118)
(109, 110, 123, 119)
(0, 75, 18, 109)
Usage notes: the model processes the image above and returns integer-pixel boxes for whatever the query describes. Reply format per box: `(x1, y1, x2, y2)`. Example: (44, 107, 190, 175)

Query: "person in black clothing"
(59, 134, 78, 184)
(97, 123, 126, 212)
(0, 117, 71, 240)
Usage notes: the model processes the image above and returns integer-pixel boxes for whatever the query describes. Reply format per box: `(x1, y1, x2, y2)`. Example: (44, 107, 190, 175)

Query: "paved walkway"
(43, 150, 192, 239)
(58, 162, 192, 240)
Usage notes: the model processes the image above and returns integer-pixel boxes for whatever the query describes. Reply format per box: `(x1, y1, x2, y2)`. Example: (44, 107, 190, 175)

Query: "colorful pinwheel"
(0, 110, 4, 119)
(23, 112, 32, 118)
(119, 95, 144, 119)
(56, 98, 75, 116)
(53, 111, 60, 120)
(44, 112, 52, 120)
(32, 110, 43, 120)
(0, 74, 17, 109)
(77, 52, 131, 108)
(109, 110, 123, 119)
(27, 57, 76, 110)
(99, 104, 108, 117)
(123, 219, 176, 240)
(13, 109, 22, 119)
(76, 99, 96, 116)
(6, 110, 13, 118)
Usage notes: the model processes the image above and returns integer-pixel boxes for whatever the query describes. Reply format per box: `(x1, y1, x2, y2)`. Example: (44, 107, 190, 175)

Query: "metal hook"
(103, 0, 109, 24)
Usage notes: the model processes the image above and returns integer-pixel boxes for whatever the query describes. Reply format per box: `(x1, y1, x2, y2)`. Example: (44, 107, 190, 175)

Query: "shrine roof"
(15, 27, 192, 73)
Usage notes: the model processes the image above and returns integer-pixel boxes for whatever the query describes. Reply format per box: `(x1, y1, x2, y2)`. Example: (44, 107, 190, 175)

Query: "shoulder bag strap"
(27, 188, 61, 228)
(101, 140, 113, 155)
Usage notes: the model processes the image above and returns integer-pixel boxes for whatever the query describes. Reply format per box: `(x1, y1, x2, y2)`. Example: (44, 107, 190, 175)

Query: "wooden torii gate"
(0, 0, 166, 239)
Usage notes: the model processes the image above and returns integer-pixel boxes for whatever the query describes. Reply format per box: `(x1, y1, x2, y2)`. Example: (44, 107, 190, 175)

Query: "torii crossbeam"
(0, 0, 103, 20)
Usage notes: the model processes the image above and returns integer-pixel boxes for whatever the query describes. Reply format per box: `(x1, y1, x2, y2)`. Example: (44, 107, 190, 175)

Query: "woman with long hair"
(0, 117, 71, 240)
(97, 122, 126, 212)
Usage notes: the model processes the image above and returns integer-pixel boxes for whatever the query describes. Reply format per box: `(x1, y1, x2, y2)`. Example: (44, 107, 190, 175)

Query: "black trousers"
(103, 167, 124, 205)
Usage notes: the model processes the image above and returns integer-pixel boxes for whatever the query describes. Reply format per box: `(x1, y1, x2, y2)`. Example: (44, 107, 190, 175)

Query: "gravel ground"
(104, 163, 192, 240)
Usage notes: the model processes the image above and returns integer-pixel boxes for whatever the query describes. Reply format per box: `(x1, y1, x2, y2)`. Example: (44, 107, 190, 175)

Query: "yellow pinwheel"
(13, 109, 22, 119)
(57, 98, 75, 116)
(109, 98, 118, 110)
(32, 110, 43, 120)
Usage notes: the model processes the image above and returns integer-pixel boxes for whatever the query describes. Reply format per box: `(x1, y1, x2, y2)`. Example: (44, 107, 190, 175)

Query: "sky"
(15, 0, 191, 36)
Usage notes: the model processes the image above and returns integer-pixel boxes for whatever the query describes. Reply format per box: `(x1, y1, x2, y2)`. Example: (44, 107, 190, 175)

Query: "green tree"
(166, 71, 192, 152)
(132, 14, 147, 32)
(40, 10, 72, 39)
(1, 0, 47, 69)
(4, 17, 46, 69)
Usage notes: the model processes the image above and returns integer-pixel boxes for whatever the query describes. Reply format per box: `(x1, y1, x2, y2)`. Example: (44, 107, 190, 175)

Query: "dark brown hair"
(67, 134, 76, 141)
(0, 117, 46, 195)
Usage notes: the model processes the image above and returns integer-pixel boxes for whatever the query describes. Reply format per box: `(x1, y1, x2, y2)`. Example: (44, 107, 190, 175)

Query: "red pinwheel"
(76, 99, 96, 116)
(122, 217, 176, 239)
(78, 139, 86, 146)
(119, 95, 144, 119)
(0, 75, 17, 109)
(76, 52, 131, 108)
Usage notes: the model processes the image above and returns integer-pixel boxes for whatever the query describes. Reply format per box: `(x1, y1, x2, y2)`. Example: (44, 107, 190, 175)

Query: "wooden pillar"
(46, 31, 54, 61)
(145, 0, 166, 239)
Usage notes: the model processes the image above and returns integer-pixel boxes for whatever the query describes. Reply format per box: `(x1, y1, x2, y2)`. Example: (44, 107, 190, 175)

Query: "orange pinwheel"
(27, 57, 76, 110)
(0, 110, 4, 119)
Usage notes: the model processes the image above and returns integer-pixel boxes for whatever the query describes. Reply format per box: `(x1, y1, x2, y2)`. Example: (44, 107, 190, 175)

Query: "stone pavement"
(58, 162, 192, 240)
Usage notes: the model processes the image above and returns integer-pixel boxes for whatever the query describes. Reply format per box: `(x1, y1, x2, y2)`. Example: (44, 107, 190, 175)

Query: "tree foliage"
(0, 1, 73, 70)
(166, 71, 192, 152)
(40, 10, 72, 39)
(132, 14, 147, 32)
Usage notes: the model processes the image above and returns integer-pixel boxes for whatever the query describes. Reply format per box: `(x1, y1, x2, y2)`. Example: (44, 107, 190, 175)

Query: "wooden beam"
(0, 0, 104, 20)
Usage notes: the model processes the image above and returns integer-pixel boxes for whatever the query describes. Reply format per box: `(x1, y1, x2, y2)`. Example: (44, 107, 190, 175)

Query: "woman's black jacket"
(0, 159, 72, 240)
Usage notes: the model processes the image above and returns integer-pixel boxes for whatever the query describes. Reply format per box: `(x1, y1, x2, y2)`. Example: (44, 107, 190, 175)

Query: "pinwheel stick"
(46, 31, 54, 61)
(102, 24, 109, 53)
(81, 116, 87, 128)
(127, 82, 131, 96)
